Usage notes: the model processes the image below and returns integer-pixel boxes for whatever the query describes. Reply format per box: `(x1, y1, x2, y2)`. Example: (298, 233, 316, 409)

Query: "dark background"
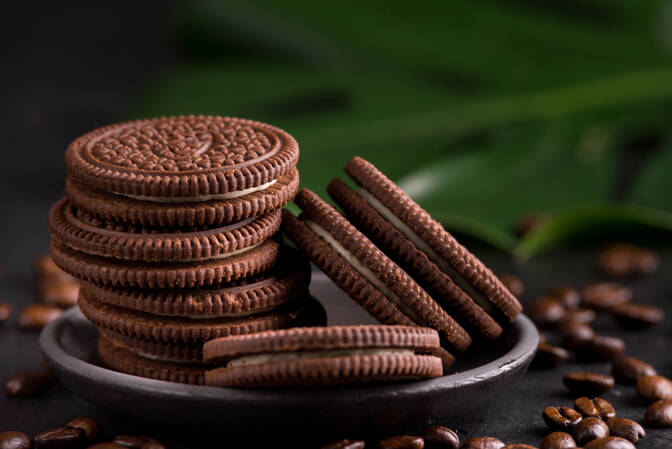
(1, 1, 671, 448)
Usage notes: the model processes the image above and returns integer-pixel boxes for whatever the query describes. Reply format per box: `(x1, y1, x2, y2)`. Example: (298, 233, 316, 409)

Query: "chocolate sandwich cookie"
(49, 198, 282, 262)
(50, 237, 280, 289)
(282, 189, 471, 355)
(79, 290, 323, 343)
(99, 329, 204, 362)
(97, 337, 207, 385)
(329, 178, 502, 340)
(203, 325, 444, 388)
(65, 168, 299, 227)
(78, 248, 310, 317)
(64, 116, 299, 225)
(339, 157, 521, 323)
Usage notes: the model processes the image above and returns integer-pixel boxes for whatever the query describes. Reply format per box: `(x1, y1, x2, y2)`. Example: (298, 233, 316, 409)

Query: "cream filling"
(305, 220, 427, 326)
(116, 179, 277, 203)
(203, 242, 261, 261)
(228, 348, 414, 367)
(153, 306, 271, 320)
(357, 187, 496, 316)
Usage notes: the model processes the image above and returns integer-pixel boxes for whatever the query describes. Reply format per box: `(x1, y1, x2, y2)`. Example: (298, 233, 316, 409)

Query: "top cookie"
(65, 116, 299, 198)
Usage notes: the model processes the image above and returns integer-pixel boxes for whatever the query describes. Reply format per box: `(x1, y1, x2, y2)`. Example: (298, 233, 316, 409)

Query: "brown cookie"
(328, 178, 502, 341)
(99, 329, 204, 362)
(342, 157, 521, 323)
(97, 337, 206, 385)
(65, 168, 299, 227)
(79, 291, 323, 343)
(282, 189, 471, 355)
(49, 198, 282, 262)
(65, 116, 299, 198)
(50, 237, 280, 288)
(204, 325, 444, 388)
(78, 248, 310, 317)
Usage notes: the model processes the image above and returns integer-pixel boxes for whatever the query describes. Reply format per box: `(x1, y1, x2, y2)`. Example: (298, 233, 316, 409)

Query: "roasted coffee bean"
(378, 435, 424, 449)
(571, 417, 609, 445)
(67, 417, 101, 441)
(583, 436, 635, 449)
(139, 443, 166, 449)
(0, 302, 11, 323)
(597, 244, 658, 279)
(532, 343, 569, 370)
(499, 274, 525, 298)
(321, 439, 366, 449)
(33, 427, 85, 449)
(563, 373, 614, 397)
(38, 279, 79, 308)
(611, 356, 656, 384)
(605, 418, 644, 443)
(609, 303, 665, 329)
(422, 425, 458, 449)
(574, 397, 615, 419)
(527, 297, 566, 327)
(5, 371, 51, 397)
(34, 254, 69, 279)
(644, 399, 672, 428)
(562, 308, 595, 325)
(540, 432, 576, 449)
(87, 444, 127, 449)
(576, 336, 625, 362)
(580, 283, 631, 310)
(635, 375, 672, 403)
(503, 445, 537, 449)
(460, 437, 505, 449)
(17, 304, 62, 330)
(113, 435, 160, 449)
(538, 332, 548, 345)
(558, 321, 595, 349)
(543, 406, 582, 430)
(0, 431, 31, 449)
(550, 286, 580, 309)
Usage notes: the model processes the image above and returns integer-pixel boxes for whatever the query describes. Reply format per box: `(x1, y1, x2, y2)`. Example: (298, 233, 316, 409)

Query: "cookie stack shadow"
(48, 116, 324, 385)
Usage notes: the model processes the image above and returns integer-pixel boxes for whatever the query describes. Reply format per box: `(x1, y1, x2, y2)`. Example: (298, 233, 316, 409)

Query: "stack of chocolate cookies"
(48, 116, 322, 385)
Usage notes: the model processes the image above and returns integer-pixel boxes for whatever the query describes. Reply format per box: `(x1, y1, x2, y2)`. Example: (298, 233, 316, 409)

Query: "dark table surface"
(1, 2, 671, 447)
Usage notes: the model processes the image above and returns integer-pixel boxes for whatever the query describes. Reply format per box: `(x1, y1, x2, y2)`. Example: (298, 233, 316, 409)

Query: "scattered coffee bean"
(17, 304, 62, 330)
(503, 445, 538, 449)
(583, 436, 635, 449)
(321, 439, 366, 449)
(644, 399, 672, 428)
(87, 444, 127, 449)
(422, 425, 458, 449)
(576, 336, 625, 362)
(543, 406, 582, 430)
(139, 442, 166, 449)
(597, 244, 658, 279)
(499, 274, 525, 298)
(460, 437, 505, 449)
(33, 427, 85, 449)
(38, 279, 79, 308)
(558, 321, 595, 349)
(5, 371, 52, 397)
(562, 308, 595, 325)
(113, 435, 160, 449)
(527, 297, 566, 327)
(571, 417, 609, 445)
(580, 283, 631, 310)
(574, 397, 615, 419)
(538, 332, 548, 345)
(532, 343, 569, 370)
(66, 417, 101, 441)
(34, 255, 68, 279)
(563, 372, 614, 397)
(605, 418, 644, 443)
(0, 302, 11, 323)
(609, 303, 665, 329)
(540, 432, 576, 449)
(635, 375, 672, 403)
(378, 435, 423, 449)
(0, 431, 31, 449)
(550, 286, 580, 309)
(611, 356, 656, 384)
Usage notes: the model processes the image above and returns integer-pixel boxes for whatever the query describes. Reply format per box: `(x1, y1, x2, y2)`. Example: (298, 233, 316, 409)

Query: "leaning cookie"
(328, 178, 502, 340)
(203, 325, 444, 388)
(339, 157, 522, 324)
(282, 188, 470, 357)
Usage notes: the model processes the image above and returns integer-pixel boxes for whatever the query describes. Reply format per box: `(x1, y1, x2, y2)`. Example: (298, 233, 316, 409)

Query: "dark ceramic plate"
(40, 273, 538, 442)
